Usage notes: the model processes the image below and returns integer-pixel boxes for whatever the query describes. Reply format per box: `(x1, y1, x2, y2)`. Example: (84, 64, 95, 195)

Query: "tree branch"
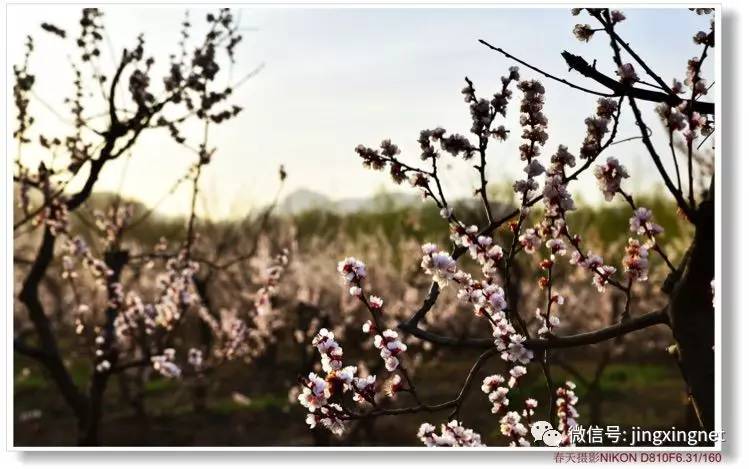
(479, 40, 613, 97)
(560, 51, 714, 115)
(399, 308, 669, 350)
(347, 348, 497, 420)
(18, 229, 88, 419)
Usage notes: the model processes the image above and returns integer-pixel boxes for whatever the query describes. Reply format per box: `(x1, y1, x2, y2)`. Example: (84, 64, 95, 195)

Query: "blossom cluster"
(203, 250, 289, 364)
(593, 157, 630, 201)
(518, 80, 549, 155)
(461, 67, 519, 138)
(103, 251, 216, 377)
(297, 255, 417, 435)
(450, 224, 505, 276)
(241, 249, 292, 357)
(512, 80, 548, 200)
(616, 63, 639, 85)
(491, 67, 520, 118)
(297, 327, 380, 435)
(372, 329, 408, 372)
(573, 24, 595, 42)
(500, 411, 531, 447)
(417, 421, 484, 447)
(418, 237, 533, 365)
(629, 207, 664, 239)
(536, 302, 561, 337)
(549, 145, 576, 176)
(655, 101, 711, 144)
(556, 381, 580, 446)
(62, 236, 113, 287)
(518, 228, 541, 254)
(339, 257, 409, 372)
(542, 173, 576, 220)
(219, 312, 251, 360)
(93, 204, 134, 248)
(685, 56, 709, 98)
(570, 249, 618, 293)
(337, 256, 367, 297)
(572, 10, 625, 43)
(420, 244, 457, 288)
(115, 253, 199, 345)
(151, 348, 182, 378)
(56, 223, 119, 339)
(580, 98, 618, 160)
(41, 197, 70, 236)
(622, 238, 650, 282)
(481, 365, 528, 417)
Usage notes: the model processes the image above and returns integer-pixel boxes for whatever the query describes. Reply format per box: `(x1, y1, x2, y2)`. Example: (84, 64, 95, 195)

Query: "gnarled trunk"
(667, 195, 715, 431)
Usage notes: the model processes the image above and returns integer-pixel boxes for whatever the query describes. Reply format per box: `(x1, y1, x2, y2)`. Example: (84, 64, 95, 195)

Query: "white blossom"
(421, 245, 457, 288)
(418, 420, 484, 447)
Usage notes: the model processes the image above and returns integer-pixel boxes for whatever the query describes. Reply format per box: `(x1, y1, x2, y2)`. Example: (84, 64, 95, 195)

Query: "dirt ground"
(14, 353, 691, 447)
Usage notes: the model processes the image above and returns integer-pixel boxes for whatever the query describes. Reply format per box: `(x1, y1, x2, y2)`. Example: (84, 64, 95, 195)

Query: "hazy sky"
(7, 6, 715, 219)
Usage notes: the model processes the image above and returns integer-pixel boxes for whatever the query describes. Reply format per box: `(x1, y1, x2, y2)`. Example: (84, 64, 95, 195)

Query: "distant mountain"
(279, 189, 333, 214)
(335, 192, 421, 213)
(278, 189, 421, 215)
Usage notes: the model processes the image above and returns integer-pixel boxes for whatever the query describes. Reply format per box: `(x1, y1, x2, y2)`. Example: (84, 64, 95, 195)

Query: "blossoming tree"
(13, 8, 289, 444)
(295, 8, 715, 446)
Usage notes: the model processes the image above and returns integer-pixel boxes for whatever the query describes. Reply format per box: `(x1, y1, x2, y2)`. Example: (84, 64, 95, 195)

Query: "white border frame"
(2, 0, 723, 453)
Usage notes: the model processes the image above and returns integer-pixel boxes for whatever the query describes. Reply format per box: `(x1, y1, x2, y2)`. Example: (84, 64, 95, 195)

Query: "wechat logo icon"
(530, 421, 563, 447)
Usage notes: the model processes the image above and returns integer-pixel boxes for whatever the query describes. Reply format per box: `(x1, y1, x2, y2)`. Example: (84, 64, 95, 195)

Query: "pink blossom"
(594, 157, 630, 201)
(616, 63, 639, 85)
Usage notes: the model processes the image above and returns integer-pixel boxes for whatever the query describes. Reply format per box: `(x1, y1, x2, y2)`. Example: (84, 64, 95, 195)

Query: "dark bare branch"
(479, 40, 613, 97)
(561, 51, 714, 115)
(399, 308, 669, 350)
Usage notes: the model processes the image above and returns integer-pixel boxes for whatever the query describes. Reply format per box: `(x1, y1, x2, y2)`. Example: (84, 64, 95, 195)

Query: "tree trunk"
(19, 229, 90, 424)
(192, 376, 208, 413)
(667, 195, 715, 431)
(118, 371, 147, 417)
(78, 377, 106, 445)
(78, 249, 130, 445)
